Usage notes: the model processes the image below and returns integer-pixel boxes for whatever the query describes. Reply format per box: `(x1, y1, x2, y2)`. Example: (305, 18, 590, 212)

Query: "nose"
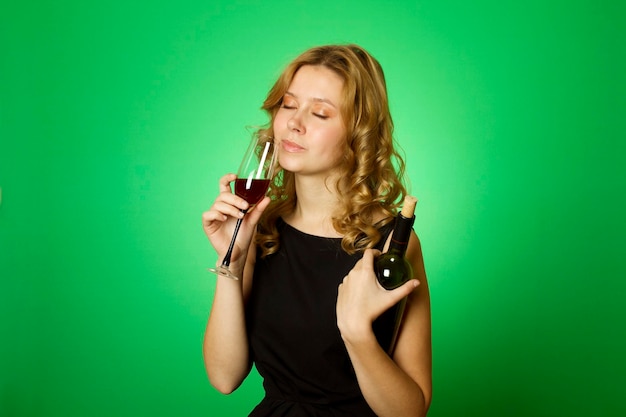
(287, 113, 304, 134)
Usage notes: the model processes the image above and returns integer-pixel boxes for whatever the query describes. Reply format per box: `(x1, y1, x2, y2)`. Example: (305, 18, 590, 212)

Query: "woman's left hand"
(336, 249, 419, 343)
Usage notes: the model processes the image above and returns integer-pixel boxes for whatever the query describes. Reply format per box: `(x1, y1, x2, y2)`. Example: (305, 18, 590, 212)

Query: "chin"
(278, 156, 301, 172)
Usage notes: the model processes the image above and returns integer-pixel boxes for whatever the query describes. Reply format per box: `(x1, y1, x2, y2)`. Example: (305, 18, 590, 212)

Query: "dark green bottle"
(373, 195, 417, 354)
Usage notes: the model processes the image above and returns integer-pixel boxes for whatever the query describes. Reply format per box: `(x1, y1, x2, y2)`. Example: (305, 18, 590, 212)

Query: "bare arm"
(336, 233, 432, 416)
(203, 264, 251, 394)
(201, 174, 267, 394)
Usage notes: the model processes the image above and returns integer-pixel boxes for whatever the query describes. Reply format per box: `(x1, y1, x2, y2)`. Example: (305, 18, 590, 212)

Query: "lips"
(281, 139, 305, 152)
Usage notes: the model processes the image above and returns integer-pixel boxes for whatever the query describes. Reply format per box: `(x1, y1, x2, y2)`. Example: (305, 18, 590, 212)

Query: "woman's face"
(273, 65, 347, 179)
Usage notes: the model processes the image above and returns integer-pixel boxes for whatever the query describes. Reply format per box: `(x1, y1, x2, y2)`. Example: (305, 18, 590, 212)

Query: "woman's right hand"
(202, 173, 270, 272)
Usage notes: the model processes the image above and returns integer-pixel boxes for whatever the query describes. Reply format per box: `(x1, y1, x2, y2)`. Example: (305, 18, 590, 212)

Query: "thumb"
(245, 196, 271, 224)
(387, 279, 420, 304)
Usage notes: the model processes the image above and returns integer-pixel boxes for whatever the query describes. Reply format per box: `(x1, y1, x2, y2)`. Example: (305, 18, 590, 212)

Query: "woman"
(202, 44, 432, 416)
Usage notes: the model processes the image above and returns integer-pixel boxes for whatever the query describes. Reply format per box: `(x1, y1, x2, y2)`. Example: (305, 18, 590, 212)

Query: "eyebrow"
(284, 91, 338, 108)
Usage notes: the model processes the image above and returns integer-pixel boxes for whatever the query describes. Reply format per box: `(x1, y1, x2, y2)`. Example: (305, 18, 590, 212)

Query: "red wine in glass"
(234, 178, 271, 206)
(209, 137, 276, 280)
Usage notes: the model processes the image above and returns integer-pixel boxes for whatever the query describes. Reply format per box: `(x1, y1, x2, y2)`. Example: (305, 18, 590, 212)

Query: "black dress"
(246, 218, 394, 416)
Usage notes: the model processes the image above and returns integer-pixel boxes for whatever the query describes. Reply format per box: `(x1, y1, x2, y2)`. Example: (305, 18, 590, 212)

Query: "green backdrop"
(1, 1, 624, 416)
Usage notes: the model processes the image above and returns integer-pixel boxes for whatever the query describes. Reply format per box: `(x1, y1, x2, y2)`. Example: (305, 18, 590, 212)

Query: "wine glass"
(208, 135, 277, 280)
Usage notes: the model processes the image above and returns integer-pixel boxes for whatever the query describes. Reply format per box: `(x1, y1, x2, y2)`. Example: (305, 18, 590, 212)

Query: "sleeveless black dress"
(246, 218, 394, 416)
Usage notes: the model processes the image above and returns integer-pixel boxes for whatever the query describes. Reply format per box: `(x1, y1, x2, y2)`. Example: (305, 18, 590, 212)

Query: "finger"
(245, 196, 271, 223)
(361, 248, 375, 266)
(350, 249, 372, 273)
(202, 209, 227, 225)
(218, 173, 237, 193)
(388, 279, 420, 303)
(211, 201, 246, 220)
(214, 189, 250, 211)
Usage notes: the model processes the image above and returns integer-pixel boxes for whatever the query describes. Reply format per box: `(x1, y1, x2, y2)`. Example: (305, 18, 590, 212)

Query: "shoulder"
(407, 231, 423, 258)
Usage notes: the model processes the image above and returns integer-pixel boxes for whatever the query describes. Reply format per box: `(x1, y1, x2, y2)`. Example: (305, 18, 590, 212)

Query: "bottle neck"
(388, 213, 415, 255)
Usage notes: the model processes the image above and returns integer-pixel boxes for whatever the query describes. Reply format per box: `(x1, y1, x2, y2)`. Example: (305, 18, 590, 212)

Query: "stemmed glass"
(209, 134, 277, 280)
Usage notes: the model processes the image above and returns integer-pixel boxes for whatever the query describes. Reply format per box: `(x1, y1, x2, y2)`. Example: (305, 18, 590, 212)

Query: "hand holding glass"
(209, 137, 277, 279)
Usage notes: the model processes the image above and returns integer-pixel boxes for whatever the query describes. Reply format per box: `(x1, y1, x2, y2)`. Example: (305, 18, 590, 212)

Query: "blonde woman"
(203, 44, 432, 417)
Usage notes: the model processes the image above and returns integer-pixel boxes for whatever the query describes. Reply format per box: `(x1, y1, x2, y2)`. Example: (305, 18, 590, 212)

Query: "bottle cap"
(400, 195, 417, 218)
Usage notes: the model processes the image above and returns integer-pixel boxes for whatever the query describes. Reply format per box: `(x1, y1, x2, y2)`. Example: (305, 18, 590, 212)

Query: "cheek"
(273, 111, 288, 133)
(324, 125, 347, 147)
(319, 128, 347, 158)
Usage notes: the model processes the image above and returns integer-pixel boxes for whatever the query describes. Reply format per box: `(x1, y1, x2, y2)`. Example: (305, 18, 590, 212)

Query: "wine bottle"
(373, 195, 417, 354)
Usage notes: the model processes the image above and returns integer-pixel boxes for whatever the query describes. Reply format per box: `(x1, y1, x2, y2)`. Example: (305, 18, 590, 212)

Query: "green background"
(1, 0, 624, 416)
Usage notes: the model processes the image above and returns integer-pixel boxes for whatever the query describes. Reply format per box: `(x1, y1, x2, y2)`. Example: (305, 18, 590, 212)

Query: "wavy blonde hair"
(256, 44, 407, 257)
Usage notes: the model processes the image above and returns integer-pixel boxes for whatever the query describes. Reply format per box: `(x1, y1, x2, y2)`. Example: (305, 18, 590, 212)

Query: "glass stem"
(221, 210, 247, 268)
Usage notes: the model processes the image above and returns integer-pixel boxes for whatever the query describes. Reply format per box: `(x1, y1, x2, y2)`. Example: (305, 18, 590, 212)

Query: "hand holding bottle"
(336, 249, 419, 344)
(372, 195, 419, 354)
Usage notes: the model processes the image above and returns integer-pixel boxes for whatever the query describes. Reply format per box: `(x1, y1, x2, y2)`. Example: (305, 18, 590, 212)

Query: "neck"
(285, 174, 342, 237)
